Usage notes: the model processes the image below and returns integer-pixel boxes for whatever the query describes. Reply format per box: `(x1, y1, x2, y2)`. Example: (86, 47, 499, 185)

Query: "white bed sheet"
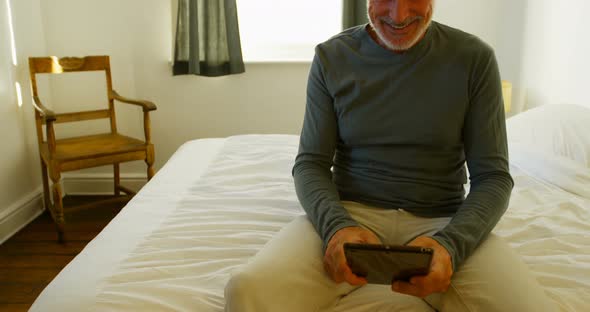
(30, 138, 226, 311)
(30, 135, 590, 311)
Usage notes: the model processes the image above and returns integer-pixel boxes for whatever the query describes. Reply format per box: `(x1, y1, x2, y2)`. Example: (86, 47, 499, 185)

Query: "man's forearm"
(432, 171, 513, 272)
(293, 160, 359, 249)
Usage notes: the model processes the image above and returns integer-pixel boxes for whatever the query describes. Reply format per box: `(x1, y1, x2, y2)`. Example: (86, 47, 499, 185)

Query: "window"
(236, 0, 343, 62)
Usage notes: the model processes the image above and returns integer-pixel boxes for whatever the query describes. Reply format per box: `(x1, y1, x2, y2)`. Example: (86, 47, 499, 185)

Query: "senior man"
(225, 0, 556, 311)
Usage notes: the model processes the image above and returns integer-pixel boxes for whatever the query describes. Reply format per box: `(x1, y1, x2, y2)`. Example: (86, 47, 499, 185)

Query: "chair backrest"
(28, 55, 118, 143)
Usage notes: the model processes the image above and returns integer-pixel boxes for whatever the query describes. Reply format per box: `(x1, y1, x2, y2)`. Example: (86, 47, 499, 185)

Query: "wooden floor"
(0, 196, 128, 312)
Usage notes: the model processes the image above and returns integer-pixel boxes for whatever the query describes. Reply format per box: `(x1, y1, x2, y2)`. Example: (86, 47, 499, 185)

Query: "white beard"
(369, 16, 432, 51)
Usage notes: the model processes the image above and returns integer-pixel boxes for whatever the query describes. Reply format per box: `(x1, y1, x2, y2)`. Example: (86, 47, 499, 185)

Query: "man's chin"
(376, 23, 429, 51)
(380, 34, 419, 51)
(387, 38, 414, 50)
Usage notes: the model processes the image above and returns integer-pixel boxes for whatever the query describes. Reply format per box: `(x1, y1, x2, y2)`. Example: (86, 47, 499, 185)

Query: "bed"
(30, 105, 590, 311)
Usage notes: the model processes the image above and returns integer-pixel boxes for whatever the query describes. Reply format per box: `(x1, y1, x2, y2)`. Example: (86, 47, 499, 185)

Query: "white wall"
(434, 0, 530, 115)
(36, 0, 512, 178)
(0, 0, 47, 242)
(0, 0, 33, 211)
(519, 0, 590, 110)
(439, 0, 590, 113)
(434, 0, 503, 49)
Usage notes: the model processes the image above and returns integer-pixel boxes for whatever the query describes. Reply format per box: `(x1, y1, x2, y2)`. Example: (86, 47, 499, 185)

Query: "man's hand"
(323, 226, 381, 286)
(392, 236, 453, 298)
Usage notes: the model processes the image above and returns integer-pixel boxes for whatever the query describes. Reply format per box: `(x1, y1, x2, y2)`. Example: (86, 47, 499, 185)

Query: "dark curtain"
(343, 0, 368, 30)
(173, 0, 245, 77)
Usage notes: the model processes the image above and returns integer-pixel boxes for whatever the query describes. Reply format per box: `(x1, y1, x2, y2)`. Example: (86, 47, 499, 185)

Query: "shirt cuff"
(430, 234, 458, 273)
(321, 220, 360, 253)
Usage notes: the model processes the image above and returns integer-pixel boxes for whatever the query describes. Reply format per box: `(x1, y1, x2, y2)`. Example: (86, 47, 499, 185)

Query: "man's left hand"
(391, 236, 453, 298)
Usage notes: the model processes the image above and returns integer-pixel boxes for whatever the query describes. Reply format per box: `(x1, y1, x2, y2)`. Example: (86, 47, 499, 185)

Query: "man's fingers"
(344, 273, 367, 286)
(419, 261, 451, 292)
(408, 272, 449, 293)
(326, 246, 358, 285)
(396, 270, 449, 297)
(335, 255, 366, 286)
(342, 265, 367, 286)
(402, 235, 454, 297)
(409, 275, 427, 287)
(359, 233, 380, 245)
(392, 281, 428, 298)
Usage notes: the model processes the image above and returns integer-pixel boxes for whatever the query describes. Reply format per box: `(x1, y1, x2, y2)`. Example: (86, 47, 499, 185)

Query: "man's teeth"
(386, 23, 408, 30)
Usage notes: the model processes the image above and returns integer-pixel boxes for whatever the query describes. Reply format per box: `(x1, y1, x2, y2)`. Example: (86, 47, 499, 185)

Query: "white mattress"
(30, 135, 590, 311)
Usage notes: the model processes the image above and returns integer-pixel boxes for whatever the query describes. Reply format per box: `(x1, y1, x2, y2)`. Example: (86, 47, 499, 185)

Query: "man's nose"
(389, 0, 410, 24)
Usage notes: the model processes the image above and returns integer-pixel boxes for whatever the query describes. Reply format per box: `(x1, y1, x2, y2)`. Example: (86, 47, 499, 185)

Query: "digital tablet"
(343, 243, 433, 285)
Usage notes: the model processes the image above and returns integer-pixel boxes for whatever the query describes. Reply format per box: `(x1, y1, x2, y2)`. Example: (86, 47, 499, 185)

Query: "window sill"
(243, 59, 312, 65)
(168, 60, 312, 66)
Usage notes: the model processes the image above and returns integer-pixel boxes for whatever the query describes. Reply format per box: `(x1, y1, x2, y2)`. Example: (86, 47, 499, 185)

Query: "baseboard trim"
(0, 187, 44, 245)
(62, 173, 148, 195)
(0, 174, 148, 244)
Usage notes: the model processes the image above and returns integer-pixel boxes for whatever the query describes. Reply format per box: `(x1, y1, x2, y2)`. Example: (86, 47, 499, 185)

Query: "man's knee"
(225, 271, 262, 312)
(433, 234, 557, 312)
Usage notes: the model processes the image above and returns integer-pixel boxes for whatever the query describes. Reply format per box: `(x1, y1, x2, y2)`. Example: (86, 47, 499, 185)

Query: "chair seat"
(41, 133, 147, 162)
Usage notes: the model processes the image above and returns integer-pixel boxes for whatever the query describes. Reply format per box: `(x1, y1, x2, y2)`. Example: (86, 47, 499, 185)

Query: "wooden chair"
(29, 55, 157, 242)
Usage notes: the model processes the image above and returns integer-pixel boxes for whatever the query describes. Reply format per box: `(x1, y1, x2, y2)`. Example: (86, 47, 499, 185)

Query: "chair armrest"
(33, 96, 56, 122)
(110, 90, 157, 112)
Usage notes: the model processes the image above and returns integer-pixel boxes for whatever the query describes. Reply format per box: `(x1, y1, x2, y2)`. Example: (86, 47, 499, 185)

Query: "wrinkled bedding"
(31, 135, 590, 311)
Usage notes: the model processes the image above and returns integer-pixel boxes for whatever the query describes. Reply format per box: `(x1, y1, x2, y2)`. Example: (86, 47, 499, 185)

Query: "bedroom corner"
(0, 0, 589, 311)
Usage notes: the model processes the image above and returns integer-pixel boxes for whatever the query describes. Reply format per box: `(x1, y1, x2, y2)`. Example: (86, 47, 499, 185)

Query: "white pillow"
(507, 104, 590, 167)
(509, 142, 590, 199)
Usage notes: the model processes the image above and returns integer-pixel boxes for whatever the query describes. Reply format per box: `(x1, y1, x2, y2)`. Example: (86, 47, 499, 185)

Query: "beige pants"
(225, 201, 556, 312)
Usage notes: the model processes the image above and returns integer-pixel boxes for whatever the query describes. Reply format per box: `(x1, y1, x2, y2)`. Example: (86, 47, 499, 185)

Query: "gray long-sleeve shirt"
(292, 22, 514, 271)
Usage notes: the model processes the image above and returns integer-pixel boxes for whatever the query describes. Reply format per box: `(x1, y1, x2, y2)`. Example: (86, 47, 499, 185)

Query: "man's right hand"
(323, 226, 381, 286)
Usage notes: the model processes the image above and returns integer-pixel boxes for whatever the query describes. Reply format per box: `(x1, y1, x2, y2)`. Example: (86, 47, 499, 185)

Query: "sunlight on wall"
(5, 0, 17, 66)
(15, 82, 22, 107)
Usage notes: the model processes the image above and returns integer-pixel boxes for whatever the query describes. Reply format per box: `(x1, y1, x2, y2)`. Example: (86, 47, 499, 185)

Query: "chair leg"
(49, 169, 66, 243)
(147, 162, 155, 181)
(40, 159, 51, 211)
(146, 145, 155, 181)
(114, 163, 120, 196)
